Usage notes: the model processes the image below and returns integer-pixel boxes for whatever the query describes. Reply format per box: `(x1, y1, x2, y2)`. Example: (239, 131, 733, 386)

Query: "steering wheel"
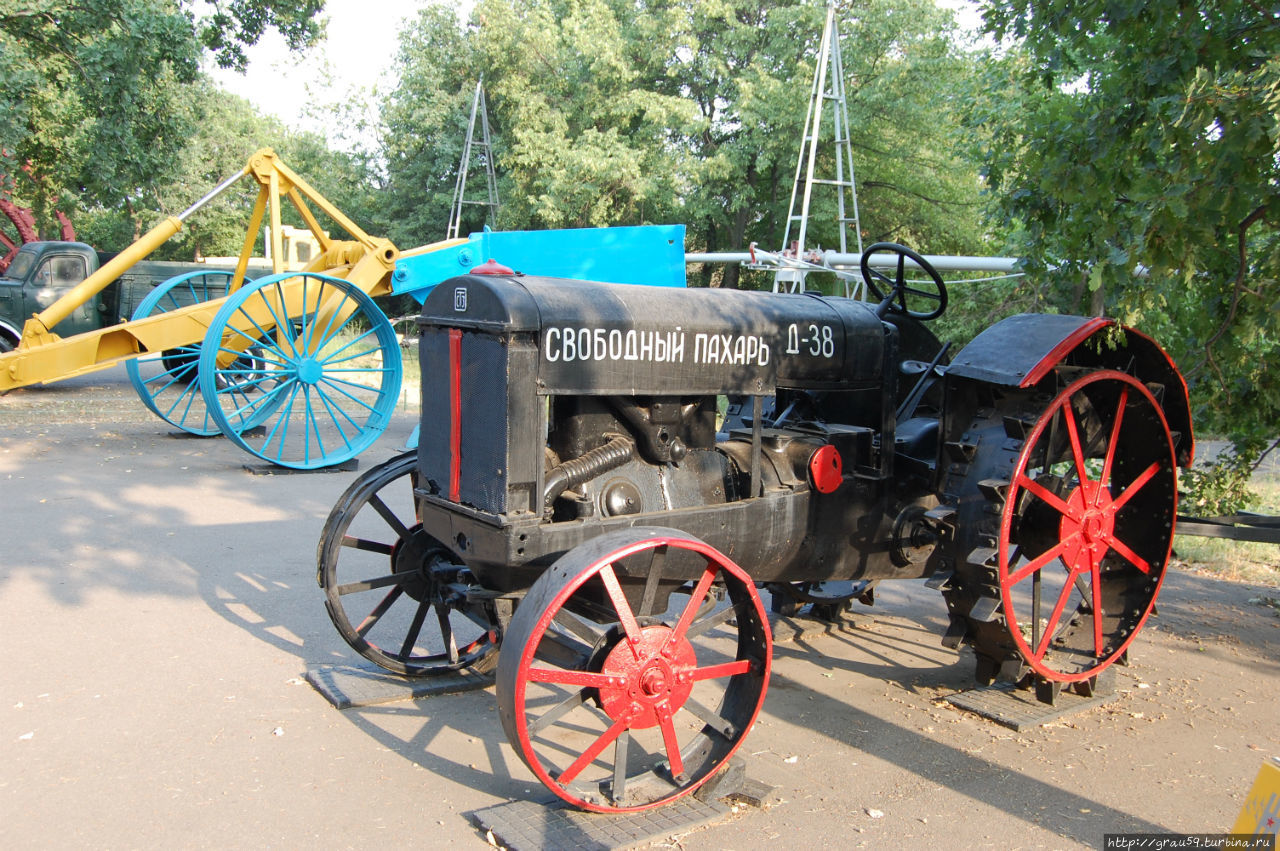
(860, 242, 948, 321)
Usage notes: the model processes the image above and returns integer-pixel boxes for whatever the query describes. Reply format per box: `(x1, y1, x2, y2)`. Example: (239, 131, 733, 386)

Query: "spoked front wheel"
(318, 452, 499, 676)
(497, 528, 771, 812)
(199, 272, 402, 469)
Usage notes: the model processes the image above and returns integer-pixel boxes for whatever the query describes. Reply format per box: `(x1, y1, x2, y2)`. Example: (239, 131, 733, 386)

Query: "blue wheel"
(198, 272, 402, 469)
(125, 270, 266, 436)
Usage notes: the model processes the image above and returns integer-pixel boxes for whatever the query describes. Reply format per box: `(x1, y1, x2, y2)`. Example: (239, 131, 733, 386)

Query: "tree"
(969, 0, 1280, 503)
(667, 0, 992, 289)
(377, 0, 995, 288)
(474, 0, 697, 230)
(378, 4, 480, 248)
(194, 0, 325, 72)
(0, 0, 325, 236)
(0, 1, 201, 226)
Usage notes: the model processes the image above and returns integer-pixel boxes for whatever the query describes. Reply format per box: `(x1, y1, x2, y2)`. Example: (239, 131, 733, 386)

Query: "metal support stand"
(470, 757, 777, 851)
(946, 668, 1120, 731)
(304, 659, 491, 709)
(776, 1, 864, 296)
(447, 81, 501, 240)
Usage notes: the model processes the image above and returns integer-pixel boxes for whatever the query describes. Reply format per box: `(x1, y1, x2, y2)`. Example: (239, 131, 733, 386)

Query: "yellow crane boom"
(0, 149, 399, 392)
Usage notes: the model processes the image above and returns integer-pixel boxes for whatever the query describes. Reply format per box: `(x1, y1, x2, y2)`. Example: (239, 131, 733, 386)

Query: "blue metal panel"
(391, 225, 686, 301)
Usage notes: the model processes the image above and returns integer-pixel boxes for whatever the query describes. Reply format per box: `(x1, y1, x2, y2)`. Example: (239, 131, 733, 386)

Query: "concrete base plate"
(305, 660, 492, 709)
(243, 457, 358, 475)
(471, 795, 730, 851)
(946, 681, 1117, 731)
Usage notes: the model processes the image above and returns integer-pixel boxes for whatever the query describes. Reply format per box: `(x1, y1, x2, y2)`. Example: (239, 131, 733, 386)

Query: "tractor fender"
(946, 314, 1193, 467)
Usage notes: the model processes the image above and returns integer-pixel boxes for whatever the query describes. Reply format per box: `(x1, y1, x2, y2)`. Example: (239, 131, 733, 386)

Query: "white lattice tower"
(775, 3, 864, 295)
(448, 81, 501, 241)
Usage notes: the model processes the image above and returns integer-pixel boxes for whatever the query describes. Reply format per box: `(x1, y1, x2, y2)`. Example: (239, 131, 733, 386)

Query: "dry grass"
(1174, 478, 1280, 587)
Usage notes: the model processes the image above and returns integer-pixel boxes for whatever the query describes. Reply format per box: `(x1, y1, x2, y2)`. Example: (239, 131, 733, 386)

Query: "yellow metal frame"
(0, 149, 400, 392)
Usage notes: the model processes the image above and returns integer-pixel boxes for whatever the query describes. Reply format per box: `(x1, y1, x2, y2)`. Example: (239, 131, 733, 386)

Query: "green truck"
(0, 241, 249, 352)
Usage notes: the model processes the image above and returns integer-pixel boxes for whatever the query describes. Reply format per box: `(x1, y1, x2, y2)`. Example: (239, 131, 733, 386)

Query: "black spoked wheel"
(497, 528, 771, 812)
(317, 451, 498, 676)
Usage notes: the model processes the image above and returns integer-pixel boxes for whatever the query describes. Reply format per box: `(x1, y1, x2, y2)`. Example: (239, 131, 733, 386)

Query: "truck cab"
(0, 242, 104, 349)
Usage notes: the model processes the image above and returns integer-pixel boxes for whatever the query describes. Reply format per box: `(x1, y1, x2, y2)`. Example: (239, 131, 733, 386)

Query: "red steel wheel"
(496, 527, 771, 812)
(998, 370, 1177, 682)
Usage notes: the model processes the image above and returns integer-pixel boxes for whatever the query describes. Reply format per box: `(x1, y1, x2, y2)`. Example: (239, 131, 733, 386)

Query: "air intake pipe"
(542, 435, 636, 514)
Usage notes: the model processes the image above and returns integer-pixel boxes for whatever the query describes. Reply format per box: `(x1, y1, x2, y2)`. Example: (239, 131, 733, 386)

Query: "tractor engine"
(414, 273, 944, 598)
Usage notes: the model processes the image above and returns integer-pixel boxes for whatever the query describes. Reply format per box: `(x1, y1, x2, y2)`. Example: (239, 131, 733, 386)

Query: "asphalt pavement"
(2, 366, 1278, 849)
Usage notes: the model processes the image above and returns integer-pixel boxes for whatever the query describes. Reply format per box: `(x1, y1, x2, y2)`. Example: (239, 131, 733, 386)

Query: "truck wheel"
(496, 528, 771, 812)
(939, 369, 1177, 688)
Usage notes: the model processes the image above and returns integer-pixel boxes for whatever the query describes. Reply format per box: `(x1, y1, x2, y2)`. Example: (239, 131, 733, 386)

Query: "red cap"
(470, 258, 515, 275)
(808, 445, 843, 494)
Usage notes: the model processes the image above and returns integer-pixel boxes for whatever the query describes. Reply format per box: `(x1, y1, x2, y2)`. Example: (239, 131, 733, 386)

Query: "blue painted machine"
(391, 224, 688, 300)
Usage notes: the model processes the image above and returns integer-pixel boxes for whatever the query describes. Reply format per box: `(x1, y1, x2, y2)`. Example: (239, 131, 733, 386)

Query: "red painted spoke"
(1007, 538, 1072, 586)
(1091, 562, 1105, 657)
(688, 659, 752, 682)
(556, 715, 630, 786)
(598, 563, 643, 658)
(1109, 461, 1160, 514)
(1099, 387, 1129, 489)
(656, 705, 686, 780)
(1062, 400, 1090, 485)
(526, 667, 618, 688)
(1033, 572, 1080, 661)
(669, 561, 718, 646)
(1103, 531, 1151, 574)
(1018, 474, 1079, 521)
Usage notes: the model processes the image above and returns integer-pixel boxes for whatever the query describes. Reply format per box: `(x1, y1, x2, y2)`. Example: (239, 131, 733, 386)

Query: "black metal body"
(312, 245, 1197, 817)
(312, 257, 1199, 815)
(413, 273, 1194, 669)
(415, 274, 946, 595)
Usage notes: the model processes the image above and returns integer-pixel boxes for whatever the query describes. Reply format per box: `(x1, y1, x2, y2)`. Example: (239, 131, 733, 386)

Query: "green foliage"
(377, 0, 996, 288)
(969, 0, 1280, 496)
(0, 0, 203, 221)
(378, 4, 480, 247)
(193, 0, 325, 72)
(473, 0, 696, 230)
(1180, 450, 1260, 519)
(0, 0, 325, 237)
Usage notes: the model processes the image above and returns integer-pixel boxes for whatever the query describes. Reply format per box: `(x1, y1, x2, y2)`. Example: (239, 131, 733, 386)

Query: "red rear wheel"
(998, 371, 1177, 681)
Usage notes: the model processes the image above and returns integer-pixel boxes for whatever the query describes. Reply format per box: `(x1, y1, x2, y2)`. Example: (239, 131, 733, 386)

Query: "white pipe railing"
(684, 249, 1022, 274)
